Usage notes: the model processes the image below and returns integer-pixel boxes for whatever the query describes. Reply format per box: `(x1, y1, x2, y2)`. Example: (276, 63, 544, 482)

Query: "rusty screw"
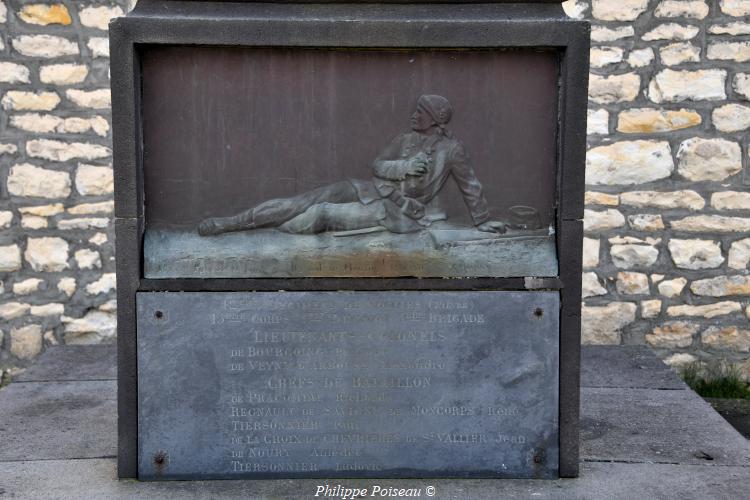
(533, 307, 544, 318)
(154, 310, 164, 320)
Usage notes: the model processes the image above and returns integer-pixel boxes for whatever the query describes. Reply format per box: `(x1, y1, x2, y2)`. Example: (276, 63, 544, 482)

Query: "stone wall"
(0, 1, 130, 381)
(0, 1, 748, 381)
(564, 0, 750, 377)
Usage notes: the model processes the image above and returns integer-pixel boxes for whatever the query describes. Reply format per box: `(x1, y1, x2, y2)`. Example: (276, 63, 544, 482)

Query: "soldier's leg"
(198, 181, 358, 235)
(279, 201, 385, 234)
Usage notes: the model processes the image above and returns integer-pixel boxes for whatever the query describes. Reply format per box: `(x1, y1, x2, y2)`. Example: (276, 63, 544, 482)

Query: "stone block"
(11, 35, 78, 58)
(646, 321, 698, 348)
(721, 0, 750, 16)
(588, 73, 641, 104)
(585, 191, 618, 206)
(617, 108, 701, 133)
(0, 62, 30, 84)
(18, 4, 71, 25)
(591, 0, 648, 21)
(641, 299, 662, 319)
(708, 42, 750, 63)
(24, 237, 69, 272)
(39, 64, 88, 85)
(584, 209, 626, 232)
(701, 326, 750, 352)
(74, 249, 101, 269)
(65, 89, 111, 109)
(7, 164, 71, 199)
(591, 26, 635, 42)
(610, 244, 659, 269)
(642, 23, 700, 41)
(658, 277, 687, 298)
(616, 271, 649, 295)
(581, 302, 637, 344)
(647, 69, 726, 103)
(728, 238, 750, 270)
(659, 43, 701, 66)
(30, 303, 65, 317)
(709, 22, 750, 35)
(75, 164, 113, 196)
(587, 109, 609, 135)
(586, 141, 673, 185)
(671, 215, 750, 233)
(87, 37, 109, 58)
(654, 0, 708, 19)
(590, 47, 624, 68)
(676, 138, 741, 181)
(78, 5, 124, 30)
(627, 48, 654, 68)
(712, 104, 750, 132)
(582, 272, 607, 298)
(712, 192, 750, 211)
(85, 273, 116, 296)
(0, 302, 30, 320)
(668, 239, 724, 269)
(1, 91, 60, 111)
(628, 214, 664, 232)
(26, 140, 111, 162)
(691, 276, 750, 297)
(733, 73, 750, 100)
(10, 325, 42, 359)
(583, 237, 600, 268)
(13, 278, 43, 295)
(667, 302, 742, 319)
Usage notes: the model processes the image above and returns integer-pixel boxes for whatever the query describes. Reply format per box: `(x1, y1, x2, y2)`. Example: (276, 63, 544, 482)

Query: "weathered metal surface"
(144, 227, 558, 278)
(137, 291, 560, 479)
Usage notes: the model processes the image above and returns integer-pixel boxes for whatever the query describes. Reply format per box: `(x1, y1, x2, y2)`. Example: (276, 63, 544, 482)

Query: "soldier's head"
(411, 95, 453, 133)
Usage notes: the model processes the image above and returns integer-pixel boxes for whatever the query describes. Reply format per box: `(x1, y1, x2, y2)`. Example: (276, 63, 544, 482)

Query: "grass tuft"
(680, 361, 750, 400)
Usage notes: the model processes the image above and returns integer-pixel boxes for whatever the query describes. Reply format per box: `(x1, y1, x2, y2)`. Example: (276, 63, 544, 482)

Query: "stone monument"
(112, 0, 589, 480)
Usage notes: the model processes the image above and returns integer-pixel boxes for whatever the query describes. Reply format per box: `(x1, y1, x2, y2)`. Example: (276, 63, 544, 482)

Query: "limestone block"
(57, 277, 76, 297)
(24, 237, 69, 272)
(58, 218, 109, 230)
(85, 273, 116, 295)
(691, 275, 750, 296)
(75, 164, 113, 195)
(710, 23, 750, 35)
(10, 325, 42, 359)
(627, 48, 654, 68)
(7, 164, 71, 199)
(0, 302, 30, 320)
(0, 211, 12, 229)
(581, 302, 637, 344)
(59, 116, 109, 137)
(664, 353, 698, 367)
(75, 249, 101, 269)
(0, 143, 17, 155)
(641, 299, 662, 319)
(562, 0, 588, 19)
(591, 47, 624, 68)
(592, 0, 648, 21)
(728, 238, 750, 270)
(68, 201, 114, 215)
(39, 64, 88, 85)
(585, 191, 618, 206)
(99, 300, 117, 312)
(30, 303, 64, 317)
(0, 1, 6, 22)
(671, 215, 750, 233)
(642, 23, 700, 41)
(617, 108, 701, 133)
(13, 278, 43, 295)
(79, 5, 124, 30)
(628, 214, 664, 231)
(582, 272, 608, 298)
(677, 138, 741, 181)
(610, 244, 659, 269)
(0, 245, 22, 272)
(668, 239, 724, 270)
(0, 62, 30, 84)
(591, 26, 635, 42)
(63, 310, 116, 344)
(89, 233, 108, 246)
(12, 35, 78, 58)
(583, 237, 600, 268)
(584, 209, 625, 232)
(1, 91, 60, 111)
(620, 190, 704, 210)
(701, 326, 750, 352)
(667, 302, 742, 319)
(27, 139, 111, 162)
(721, 0, 750, 16)
(660, 42, 701, 66)
(712, 191, 750, 210)
(616, 271, 650, 295)
(66, 89, 111, 109)
(658, 277, 688, 297)
(647, 69, 726, 103)
(587, 109, 609, 135)
(19, 4, 71, 25)
(654, 0, 708, 18)
(708, 42, 750, 63)
(646, 322, 698, 348)
(18, 204, 64, 217)
(21, 215, 47, 229)
(10, 113, 63, 133)
(586, 141, 673, 185)
(712, 104, 750, 132)
(87, 37, 109, 58)
(588, 73, 641, 104)
(733, 73, 750, 100)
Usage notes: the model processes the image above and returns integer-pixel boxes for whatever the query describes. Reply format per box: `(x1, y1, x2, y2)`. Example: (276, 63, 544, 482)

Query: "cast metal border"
(112, 1, 589, 479)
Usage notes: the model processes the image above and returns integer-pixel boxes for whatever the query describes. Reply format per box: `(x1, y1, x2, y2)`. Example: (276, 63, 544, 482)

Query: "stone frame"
(111, 0, 589, 479)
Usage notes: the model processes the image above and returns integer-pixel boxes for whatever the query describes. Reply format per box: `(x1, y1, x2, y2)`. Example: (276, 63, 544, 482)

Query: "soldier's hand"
(404, 153, 429, 177)
(476, 220, 508, 234)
